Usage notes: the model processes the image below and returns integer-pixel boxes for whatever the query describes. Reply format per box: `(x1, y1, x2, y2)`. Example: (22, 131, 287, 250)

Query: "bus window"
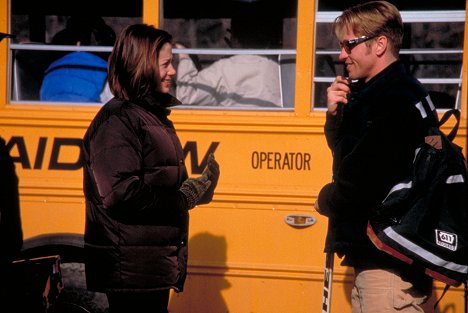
(162, 0, 297, 110)
(9, 0, 142, 104)
(313, 0, 465, 110)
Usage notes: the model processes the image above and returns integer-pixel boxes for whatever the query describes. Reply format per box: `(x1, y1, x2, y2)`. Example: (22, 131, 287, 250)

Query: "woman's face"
(157, 42, 176, 93)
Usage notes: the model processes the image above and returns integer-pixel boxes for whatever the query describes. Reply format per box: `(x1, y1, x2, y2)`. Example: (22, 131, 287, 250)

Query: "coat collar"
(347, 61, 406, 107)
(355, 61, 405, 95)
(135, 93, 182, 117)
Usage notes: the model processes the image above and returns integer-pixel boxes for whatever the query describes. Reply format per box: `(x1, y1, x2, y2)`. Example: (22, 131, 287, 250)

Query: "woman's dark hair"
(108, 24, 172, 100)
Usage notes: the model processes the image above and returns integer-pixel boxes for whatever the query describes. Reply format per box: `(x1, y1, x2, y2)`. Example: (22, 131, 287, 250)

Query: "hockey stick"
(464, 280, 467, 313)
(322, 251, 334, 313)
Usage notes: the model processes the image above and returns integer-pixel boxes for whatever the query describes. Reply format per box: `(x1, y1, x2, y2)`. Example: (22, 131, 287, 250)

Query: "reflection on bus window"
(313, 1, 464, 110)
(9, 0, 142, 104)
(162, 0, 297, 110)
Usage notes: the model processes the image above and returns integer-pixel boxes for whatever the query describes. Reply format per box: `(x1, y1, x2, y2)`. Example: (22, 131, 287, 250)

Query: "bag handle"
(438, 109, 460, 142)
(420, 90, 460, 142)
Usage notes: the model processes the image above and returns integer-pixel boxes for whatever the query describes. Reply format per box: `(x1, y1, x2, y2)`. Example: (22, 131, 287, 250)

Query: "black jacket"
(83, 93, 190, 292)
(0, 137, 23, 269)
(317, 61, 431, 267)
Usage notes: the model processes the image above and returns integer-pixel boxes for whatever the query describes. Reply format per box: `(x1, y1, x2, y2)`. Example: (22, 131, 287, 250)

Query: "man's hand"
(326, 75, 351, 116)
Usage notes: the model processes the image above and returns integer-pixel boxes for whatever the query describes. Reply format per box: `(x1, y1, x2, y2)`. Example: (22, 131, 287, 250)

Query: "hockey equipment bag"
(367, 102, 468, 287)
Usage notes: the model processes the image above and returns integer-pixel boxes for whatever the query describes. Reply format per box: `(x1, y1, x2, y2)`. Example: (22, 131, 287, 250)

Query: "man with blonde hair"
(315, 1, 433, 312)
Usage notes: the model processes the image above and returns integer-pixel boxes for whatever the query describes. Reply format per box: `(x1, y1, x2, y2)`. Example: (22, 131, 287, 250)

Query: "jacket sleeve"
(324, 105, 344, 151)
(318, 102, 425, 219)
(176, 57, 224, 106)
(88, 115, 188, 221)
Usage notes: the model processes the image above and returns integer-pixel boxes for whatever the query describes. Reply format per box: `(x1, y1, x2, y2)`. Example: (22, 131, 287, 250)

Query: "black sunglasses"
(339, 35, 376, 54)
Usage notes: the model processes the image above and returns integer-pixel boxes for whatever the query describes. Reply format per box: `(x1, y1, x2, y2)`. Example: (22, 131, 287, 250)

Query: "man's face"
(338, 28, 378, 82)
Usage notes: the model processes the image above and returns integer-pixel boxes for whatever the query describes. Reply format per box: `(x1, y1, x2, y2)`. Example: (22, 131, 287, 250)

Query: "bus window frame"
(9, 44, 114, 105)
(3, 0, 467, 120)
(313, 10, 466, 111)
(159, 0, 299, 111)
(3, 0, 310, 116)
(172, 47, 297, 111)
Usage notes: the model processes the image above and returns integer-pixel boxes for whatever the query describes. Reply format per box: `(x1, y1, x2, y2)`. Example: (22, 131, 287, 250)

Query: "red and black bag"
(367, 100, 468, 287)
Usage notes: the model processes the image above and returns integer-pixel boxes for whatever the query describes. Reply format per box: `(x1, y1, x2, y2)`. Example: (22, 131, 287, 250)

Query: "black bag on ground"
(11, 255, 63, 312)
(367, 104, 468, 287)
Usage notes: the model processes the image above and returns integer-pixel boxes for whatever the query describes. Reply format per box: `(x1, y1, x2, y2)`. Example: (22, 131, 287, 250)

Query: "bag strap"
(438, 109, 461, 142)
(414, 87, 461, 142)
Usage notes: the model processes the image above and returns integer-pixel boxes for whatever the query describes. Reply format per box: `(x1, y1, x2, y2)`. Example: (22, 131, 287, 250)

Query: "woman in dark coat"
(82, 24, 220, 313)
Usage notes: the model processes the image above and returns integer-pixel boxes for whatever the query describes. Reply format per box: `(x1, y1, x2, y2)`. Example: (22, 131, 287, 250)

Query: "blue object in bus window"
(40, 51, 108, 103)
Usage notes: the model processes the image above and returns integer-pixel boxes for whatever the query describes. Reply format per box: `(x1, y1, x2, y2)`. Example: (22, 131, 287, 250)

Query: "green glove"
(198, 153, 220, 205)
(179, 174, 211, 209)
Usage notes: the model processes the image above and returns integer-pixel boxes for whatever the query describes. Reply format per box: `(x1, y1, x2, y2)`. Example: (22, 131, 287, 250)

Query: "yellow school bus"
(1, 0, 467, 312)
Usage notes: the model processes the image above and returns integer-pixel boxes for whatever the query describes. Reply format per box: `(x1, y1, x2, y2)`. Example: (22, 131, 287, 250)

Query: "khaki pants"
(351, 268, 432, 313)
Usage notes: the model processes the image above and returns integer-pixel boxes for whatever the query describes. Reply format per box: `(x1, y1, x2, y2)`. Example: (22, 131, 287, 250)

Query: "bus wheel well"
(20, 233, 84, 263)
(18, 233, 109, 312)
